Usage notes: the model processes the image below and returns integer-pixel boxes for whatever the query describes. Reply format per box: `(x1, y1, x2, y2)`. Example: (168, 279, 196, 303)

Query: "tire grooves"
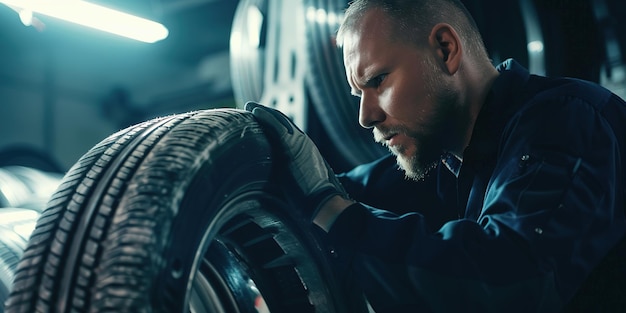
(7, 108, 333, 313)
(90, 109, 258, 312)
(58, 114, 193, 313)
(3, 118, 165, 313)
(6, 146, 116, 313)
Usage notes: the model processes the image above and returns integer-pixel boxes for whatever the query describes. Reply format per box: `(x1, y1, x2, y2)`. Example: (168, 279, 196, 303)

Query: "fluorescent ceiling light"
(0, 0, 169, 43)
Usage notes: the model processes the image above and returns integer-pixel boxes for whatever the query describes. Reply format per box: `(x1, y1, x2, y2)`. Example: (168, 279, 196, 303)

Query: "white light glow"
(306, 6, 316, 21)
(316, 8, 327, 24)
(306, 6, 339, 25)
(0, 0, 168, 43)
(14, 221, 37, 240)
(327, 11, 337, 25)
(18, 8, 32, 26)
(527, 40, 544, 53)
(246, 5, 263, 49)
(229, 30, 242, 54)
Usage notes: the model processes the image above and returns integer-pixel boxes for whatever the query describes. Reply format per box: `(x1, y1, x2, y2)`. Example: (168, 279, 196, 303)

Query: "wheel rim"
(186, 193, 332, 313)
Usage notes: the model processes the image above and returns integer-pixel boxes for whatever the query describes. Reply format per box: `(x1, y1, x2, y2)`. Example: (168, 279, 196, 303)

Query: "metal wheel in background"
(230, 0, 385, 171)
(229, 0, 309, 130)
(303, 0, 388, 169)
(229, 0, 268, 106)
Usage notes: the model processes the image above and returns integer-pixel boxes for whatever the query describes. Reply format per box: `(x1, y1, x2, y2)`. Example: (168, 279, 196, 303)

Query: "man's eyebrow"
(358, 68, 381, 88)
(348, 73, 377, 97)
(363, 75, 378, 87)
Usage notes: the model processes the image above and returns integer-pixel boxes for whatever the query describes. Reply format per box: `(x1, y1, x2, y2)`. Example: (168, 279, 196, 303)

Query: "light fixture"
(0, 0, 169, 43)
(527, 40, 544, 53)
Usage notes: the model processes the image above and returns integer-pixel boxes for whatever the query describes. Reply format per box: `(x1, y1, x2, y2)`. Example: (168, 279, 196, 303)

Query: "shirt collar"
(442, 152, 462, 177)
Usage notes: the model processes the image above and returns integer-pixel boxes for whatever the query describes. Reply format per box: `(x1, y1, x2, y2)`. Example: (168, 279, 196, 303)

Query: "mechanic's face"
(342, 9, 459, 180)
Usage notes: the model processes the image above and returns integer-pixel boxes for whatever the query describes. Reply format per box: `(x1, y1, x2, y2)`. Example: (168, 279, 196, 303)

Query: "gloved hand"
(245, 101, 350, 221)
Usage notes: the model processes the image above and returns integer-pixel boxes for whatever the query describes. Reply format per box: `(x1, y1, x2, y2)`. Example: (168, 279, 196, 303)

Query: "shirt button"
(521, 155, 530, 161)
(329, 247, 338, 258)
(534, 227, 543, 235)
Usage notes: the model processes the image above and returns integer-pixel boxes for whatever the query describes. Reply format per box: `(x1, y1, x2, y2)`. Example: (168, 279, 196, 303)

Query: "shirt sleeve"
(325, 94, 626, 312)
(337, 154, 459, 231)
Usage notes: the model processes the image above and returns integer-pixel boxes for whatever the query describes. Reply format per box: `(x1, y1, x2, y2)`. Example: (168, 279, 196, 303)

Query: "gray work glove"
(245, 101, 350, 221)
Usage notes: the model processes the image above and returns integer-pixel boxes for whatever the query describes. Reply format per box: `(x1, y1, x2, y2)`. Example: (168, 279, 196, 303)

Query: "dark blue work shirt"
(333, 59, 626, 312)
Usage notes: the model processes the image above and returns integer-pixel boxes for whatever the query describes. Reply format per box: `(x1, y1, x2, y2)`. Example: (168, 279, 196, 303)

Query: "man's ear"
(428, 23, 461, 75)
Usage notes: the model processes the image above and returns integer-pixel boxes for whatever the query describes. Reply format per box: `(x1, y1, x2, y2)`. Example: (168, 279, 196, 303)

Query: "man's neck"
(456, 64, 500, 158)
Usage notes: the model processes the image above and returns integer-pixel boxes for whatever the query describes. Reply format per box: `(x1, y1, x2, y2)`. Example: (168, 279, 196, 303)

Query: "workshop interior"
(0, 0, 624, 312)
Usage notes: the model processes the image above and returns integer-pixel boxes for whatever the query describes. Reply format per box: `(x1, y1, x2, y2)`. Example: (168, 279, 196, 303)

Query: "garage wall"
(0, 34, 234, 172)
(0, 51, 115, 171)
(0, 58, 234, 171)
(0, 1, 237, 172)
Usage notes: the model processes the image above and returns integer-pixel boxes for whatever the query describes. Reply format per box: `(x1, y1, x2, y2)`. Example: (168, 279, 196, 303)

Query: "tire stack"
(0, 166, 62, 313)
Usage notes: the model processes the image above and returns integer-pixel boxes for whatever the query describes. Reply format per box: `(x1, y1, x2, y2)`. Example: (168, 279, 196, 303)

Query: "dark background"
(0, 0, 623, 171)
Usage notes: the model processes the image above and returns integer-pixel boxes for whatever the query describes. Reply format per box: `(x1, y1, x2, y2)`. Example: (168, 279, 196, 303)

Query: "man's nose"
(358, 94, 385, 128)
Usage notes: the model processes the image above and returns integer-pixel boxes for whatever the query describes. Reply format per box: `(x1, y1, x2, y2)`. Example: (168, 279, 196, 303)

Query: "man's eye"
(371, 74, 387, 87)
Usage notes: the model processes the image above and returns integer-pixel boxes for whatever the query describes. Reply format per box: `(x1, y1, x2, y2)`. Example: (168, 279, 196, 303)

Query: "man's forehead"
(341, 10, 392, 61)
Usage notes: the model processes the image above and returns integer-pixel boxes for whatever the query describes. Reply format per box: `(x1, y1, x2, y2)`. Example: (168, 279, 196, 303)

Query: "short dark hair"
(336, 0, 489, 61)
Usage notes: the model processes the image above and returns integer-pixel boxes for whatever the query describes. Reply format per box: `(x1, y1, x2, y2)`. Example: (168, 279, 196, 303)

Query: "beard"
(394, 143, 441, 181)
(374, 127, 444, 181)
(374, 58, 458, 181)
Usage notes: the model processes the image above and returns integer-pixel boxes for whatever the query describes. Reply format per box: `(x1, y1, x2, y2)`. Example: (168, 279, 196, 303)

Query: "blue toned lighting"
(0, 0, 168, 43)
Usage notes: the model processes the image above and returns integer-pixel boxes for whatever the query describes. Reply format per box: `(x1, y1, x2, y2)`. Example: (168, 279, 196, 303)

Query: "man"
(246, 0, 626, 311)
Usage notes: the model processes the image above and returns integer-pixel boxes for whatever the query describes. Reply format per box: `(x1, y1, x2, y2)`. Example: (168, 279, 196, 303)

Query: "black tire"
(4, 109, 361, 313)
(0, 208, 40, 313)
